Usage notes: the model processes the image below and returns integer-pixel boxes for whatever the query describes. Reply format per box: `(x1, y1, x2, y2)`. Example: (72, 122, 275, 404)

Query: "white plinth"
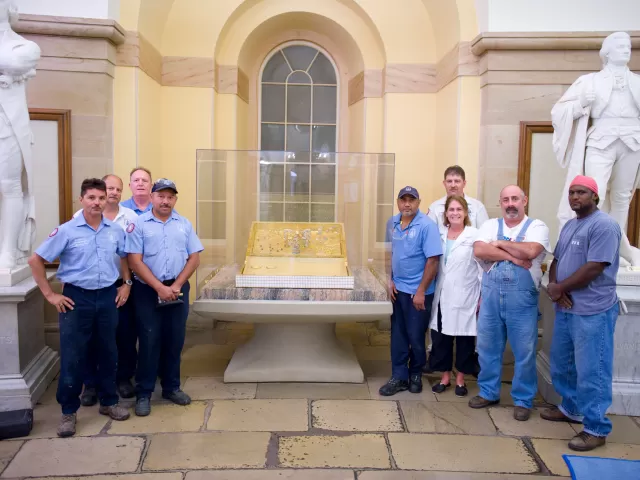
(0, 273, 60, 411)
(537, 277, 640, 416)
(224, 323, 363, 383)
(0, 265, 32, 287)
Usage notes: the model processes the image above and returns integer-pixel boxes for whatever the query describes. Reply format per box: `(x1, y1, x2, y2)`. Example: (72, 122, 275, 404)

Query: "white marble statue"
(0, 1, 40, 269)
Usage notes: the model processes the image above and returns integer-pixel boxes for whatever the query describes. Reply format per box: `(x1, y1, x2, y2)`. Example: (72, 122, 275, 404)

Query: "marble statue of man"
(0, 0, 40, 269)
(552, 32, 640, 265)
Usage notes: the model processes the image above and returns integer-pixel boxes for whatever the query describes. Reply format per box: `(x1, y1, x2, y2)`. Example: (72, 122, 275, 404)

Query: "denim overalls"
(476, 218, 539, 408)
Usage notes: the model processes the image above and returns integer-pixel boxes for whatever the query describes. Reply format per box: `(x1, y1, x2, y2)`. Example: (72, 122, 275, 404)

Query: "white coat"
(429, 226, 482, 336)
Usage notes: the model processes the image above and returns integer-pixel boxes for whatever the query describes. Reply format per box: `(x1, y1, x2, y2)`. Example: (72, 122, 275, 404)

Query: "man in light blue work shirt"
(379, 186, 442, 396)
(120, 167, 153, 215)
(29, 178, 131, 437)
(126, 178, 204, 417)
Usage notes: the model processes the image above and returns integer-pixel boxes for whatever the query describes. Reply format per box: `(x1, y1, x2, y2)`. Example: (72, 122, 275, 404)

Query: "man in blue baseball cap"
(380, 186, 442, 396)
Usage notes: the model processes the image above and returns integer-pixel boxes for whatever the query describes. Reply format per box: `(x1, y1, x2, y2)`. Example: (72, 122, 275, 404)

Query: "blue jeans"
(550, 303, 618, 437)
(134, 280, 190, 399)
(391, 291, 433, 381)
(84, 279, 137, 387)
(57, 283, 119, 414)
(477, 262, 539, 408)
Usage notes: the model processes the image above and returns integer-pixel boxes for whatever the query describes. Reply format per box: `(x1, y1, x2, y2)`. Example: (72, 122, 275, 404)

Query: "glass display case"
(194, 150, 395, 300)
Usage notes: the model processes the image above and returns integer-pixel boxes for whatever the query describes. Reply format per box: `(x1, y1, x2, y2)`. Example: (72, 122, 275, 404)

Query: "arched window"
(258, 43, 338, 223)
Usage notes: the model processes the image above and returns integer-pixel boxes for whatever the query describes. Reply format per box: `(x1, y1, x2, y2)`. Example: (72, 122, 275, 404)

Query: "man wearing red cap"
(542, 175, 621, 452)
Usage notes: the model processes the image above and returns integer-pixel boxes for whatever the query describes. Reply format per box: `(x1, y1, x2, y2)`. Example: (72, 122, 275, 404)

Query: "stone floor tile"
(312, 400, 403, 431)
(569, 415, 640, 445)
(0, 441, 22, 474)
(1, 436, 144, 478)
(400, 401, 497, 435)
(23, 475, 182, 480)
(186, 470, 354, 479)
(27, 403, 109, 438)
(184, 377, 257, 400)
(219, 321, 255, 330)
(226, 329, 254, 345)
(360, 361, 392, 377)
(431, 381, 517, 405)
(489, 407, 576, 439)
(143, 432, 270, 470)
(256, 382, 370, 400)
(388, 433, 537, 473)
(354, 346, 391, 361)
(208, 399, 308, 431)
(181, 345, 232, 376)
(108, 402, 206, 434)
(367, 377, 438, 401)
(358, 472, 563, 479)
(531, 438, 640, 476)
(279, 434, 390, 468)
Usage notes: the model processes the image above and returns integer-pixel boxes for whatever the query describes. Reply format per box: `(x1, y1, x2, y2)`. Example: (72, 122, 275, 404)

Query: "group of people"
(29, 168, 203, 438)
(381, 166, 620, 452)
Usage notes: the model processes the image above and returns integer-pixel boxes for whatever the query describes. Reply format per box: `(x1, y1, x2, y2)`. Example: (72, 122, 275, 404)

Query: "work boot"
(80, 387, 97, 407)
(135, 397, 151, 417)
(117, 379, 135, 399)
(409, 374, 423, 393)
(468, 395, 499, 409)
(99, 404, 130, 421)
(162, 390, 191, 405)
(378, 377, 409, 396)
(540, 405, 582, 424)
(57, 413, 76, 438)
(513, 406, 531, 421)
(569, 431, 606, 451)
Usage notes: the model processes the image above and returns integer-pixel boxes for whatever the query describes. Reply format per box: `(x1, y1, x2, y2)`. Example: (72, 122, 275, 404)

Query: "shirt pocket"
(568, 235, 587, 255)
(402, 230, 420, 256)
(96, 233, 118, 258)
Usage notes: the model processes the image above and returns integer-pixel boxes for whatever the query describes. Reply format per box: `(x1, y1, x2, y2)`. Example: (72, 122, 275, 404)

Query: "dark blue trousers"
(134, 280, 189, 399)
(391, 291, 433, 380)
(57, 283, 119, 414)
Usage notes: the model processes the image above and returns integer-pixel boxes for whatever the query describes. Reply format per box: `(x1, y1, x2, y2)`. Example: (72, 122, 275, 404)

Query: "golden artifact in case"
(236, 221, 353, 289)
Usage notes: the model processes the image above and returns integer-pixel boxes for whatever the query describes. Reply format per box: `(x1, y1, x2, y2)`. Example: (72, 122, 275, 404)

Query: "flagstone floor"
(2, 322, 640, 479)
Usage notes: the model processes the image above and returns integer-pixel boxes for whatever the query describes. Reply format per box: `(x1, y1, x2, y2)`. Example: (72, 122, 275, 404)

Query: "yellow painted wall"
(433, 79, 459, 198)
(236, 98, 250, 150)
(113, 66, 137, 181)
(348, 100, 365, 152)
(138, 70, 163, 175)
(364, 97, 384, 153)
(457, 76, 482, 198)
(384, 93, 436, 202)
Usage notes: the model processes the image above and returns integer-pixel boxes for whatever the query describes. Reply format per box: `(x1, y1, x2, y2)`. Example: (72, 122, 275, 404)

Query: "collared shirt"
(125, 209, 204, 282)
(385, 210, 442, 295)
(35, 213, 126, 289)
(475, 216, 550, 287)
(73, 205, 137, 230)
(121, 197, 152, 216)
(427, 195, 489, 232)
(554, 210, 620, 315)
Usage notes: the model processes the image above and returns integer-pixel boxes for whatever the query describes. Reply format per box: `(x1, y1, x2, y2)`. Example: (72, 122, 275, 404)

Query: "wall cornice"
(14, 14, 126, 45)
(471, 31, 640, 56)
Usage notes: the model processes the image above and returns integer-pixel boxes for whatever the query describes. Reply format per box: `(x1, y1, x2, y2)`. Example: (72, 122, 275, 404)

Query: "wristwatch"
(124, 279, 133, 286)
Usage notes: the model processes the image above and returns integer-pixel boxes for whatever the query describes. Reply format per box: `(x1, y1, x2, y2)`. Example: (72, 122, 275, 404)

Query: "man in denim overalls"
(469, 185, 550, 421)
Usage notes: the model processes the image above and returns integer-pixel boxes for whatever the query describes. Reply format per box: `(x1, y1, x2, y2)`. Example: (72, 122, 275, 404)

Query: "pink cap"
(570, 175, 598, 195)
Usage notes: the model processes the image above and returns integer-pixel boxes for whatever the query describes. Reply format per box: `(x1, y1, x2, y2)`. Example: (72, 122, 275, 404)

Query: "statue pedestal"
(537, 276, 640, 416)
(0, 265, 32, 287)
(0, 272, 59, 438)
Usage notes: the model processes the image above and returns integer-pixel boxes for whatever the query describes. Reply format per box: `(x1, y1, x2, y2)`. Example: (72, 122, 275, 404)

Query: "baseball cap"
(152, 178, 178, 194)
(397, 186, 419, 199)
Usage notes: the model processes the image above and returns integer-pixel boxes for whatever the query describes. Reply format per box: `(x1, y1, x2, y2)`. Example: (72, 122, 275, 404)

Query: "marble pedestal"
(0, 265, 32, 287)
(537, 278, 640, 416)
(194, 265, 392, 383)
(0, 274, 60, 418)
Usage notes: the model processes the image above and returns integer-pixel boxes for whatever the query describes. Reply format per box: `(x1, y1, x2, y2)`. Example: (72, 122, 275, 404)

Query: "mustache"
(506, 207, 518, 213)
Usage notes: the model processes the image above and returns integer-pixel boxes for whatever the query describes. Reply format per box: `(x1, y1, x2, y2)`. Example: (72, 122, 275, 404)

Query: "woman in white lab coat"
(428, 195, 482, 397)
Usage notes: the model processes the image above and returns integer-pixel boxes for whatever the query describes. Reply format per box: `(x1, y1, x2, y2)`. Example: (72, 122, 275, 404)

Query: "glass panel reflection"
(311, 203, 335, 222)
(261, 85, 285, 122)
(310, 164, 336, 203)
(376, 204, 393, 243)
(284, 164, 310, 200)
(260, 202, 284, 222)
(261, 124, 285, 151)
(308, 52, 337, 84)
(283, 45, 317, 71)
(286, 85, 311, 123)
(197, 201, 226, 240)
(284, 202, 310, 222)
(313, 86, 337, 123)
(259, 164, 284, 202)
(262, 51, 290, 82)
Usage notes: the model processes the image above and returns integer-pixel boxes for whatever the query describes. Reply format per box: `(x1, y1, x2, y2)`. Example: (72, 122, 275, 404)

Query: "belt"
(591, 117, 640, 127)
(162, 279, 177, 286)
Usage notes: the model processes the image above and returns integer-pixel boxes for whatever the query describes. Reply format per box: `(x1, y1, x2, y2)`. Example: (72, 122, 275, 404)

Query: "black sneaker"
(432, 383, 450, 394)
(378, 377, 409, 396)
(162, 390, 192, 405)
(455, 384, 468, 397)
(409, 374, 423, 393)
(117, 379, 135, 399)
(135, 397, 151, 416)
(80, 387, 97, 407)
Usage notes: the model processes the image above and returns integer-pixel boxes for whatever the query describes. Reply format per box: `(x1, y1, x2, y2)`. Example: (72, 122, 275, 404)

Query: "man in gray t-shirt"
(541, 175, 621, 452)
